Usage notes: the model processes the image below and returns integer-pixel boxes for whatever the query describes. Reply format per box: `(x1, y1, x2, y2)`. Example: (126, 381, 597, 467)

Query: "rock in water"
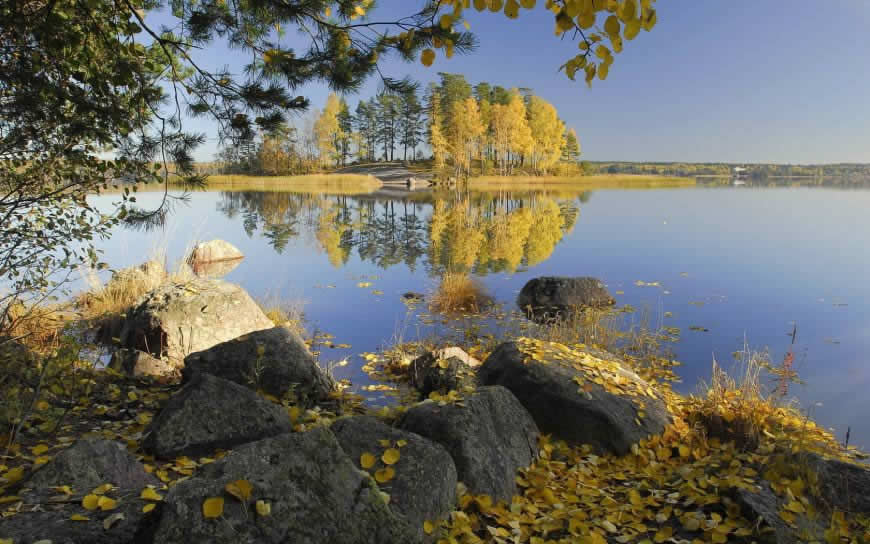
(331, 416, 457, 541)
(183, 325, 334, 404)
(109, 348, 174, 377)
(477, 339, 669, 455)
(516, 276, 615, 318)
(147, 427, 416, 544)
(0, 439, 159, 544)
(143, 372, 293, 458)
(119, 279, 274, 366)
(187, 239, 244, 263)
(398, 386, 539, 502)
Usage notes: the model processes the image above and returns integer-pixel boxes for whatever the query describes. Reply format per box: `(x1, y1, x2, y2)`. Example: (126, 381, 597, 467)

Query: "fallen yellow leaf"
(360, 453, 376, 469)
(140, 487, 162, 501)
(256, 500, 271, 517)
(382, 448, 400, 465)
(374, 467, 395, 483)
(203, 497, 224, 519)
(82, 494, 100, 510)
(225, 479, 253, 502)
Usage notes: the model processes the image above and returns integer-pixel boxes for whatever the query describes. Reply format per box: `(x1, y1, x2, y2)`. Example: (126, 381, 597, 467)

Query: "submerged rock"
(143, 372, 293, 458)
(109, 348, 174, 377)
(478, 339, 669, 455)
(0, 439, 158, 544)
(332, 416, 457, 542)
(517, 276, 615, 318)
(183, 325, 334, 404)
(187, 239, 244, 264)
(118, 278, 274, 366)
(147, 427, 416, 544)
(398, 386, 539, 502)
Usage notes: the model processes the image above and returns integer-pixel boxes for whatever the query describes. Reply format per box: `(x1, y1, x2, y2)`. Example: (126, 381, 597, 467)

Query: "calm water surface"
(90, 184, 870, 447)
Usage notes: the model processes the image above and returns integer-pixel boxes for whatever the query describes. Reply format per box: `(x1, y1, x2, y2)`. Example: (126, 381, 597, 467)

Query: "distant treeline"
(585, 161, 870, 181)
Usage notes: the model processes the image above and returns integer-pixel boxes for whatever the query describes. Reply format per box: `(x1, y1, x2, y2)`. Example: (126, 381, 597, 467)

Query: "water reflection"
(216, 189, 587, 275)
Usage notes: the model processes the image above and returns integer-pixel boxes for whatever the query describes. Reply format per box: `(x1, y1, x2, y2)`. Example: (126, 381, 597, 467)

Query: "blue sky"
(153, 1, 870, 164)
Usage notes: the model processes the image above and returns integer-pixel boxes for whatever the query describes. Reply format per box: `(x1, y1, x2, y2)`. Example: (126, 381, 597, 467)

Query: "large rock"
(409, 348, 477, 398)
(477, 339, 669, 455)
(143, 372, 293, 458)
(802, 452, 870, 515)
(398, 386, 539, 502)
(183, 325, 334, 404)
(734, 481, 822, 543)
(118, 278, 274, 366)
(188, 239, 244, 263)
(517, 276, 615, 318)
(109, 348, 174, 377)
(145, 426, 416, 544)
(0, 439, 159, 544)
(331, 416, 457, 541)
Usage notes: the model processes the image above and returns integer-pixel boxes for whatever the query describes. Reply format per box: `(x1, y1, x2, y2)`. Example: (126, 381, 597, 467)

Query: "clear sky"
(154, 1, 870, 164)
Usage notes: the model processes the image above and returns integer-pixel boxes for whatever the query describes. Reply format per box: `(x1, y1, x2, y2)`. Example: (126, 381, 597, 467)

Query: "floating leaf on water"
(30, 444, 50, 456)
(143, 503, 156, 514)
(70, 514, 90, 521)
(357, 282, 372, 288)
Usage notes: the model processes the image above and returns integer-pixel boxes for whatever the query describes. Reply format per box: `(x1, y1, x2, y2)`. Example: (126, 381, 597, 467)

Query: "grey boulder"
(517, 276, 615, 318)
(119, 279, 274, 366)
(398, 386, 539, 502)
(183, 325, 334, 405)
(143, 372, 293, 458)
(146, 426, 416, 544)
(478, 340, 669, 455)
(0, 439, 159, 544)
(331, 416, 457, 541)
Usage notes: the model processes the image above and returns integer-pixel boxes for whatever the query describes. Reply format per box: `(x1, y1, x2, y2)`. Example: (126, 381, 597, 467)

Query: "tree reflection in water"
(217, 188, 588, 275)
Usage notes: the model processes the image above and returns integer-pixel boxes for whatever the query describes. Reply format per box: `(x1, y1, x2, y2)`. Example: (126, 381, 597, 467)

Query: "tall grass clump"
(257, 296, 307, 339)
(429, 272, 493, 315)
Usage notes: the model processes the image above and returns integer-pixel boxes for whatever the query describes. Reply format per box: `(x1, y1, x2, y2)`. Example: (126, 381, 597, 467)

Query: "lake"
(89, 182, 870, 447)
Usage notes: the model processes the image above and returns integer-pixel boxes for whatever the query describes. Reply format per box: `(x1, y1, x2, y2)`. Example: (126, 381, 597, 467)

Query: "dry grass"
(76, 262, 167, 320)
(429, 272, 493, 315)
(194, 174, 382, 194)
(690, 342, 772, 450)
(256, 297, 307, 339)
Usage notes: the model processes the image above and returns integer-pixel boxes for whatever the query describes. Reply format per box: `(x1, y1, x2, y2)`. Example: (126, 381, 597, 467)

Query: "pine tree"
(562, 128, 581, 163)
(337, 97, 354, 166)
(375, 93, 400, 161)
(399, 89, 424, 161)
